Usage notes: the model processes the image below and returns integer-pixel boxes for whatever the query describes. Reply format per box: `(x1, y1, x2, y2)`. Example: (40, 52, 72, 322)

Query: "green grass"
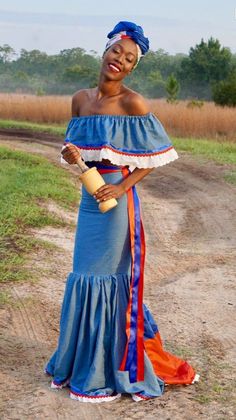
(173, 137, 236, 166)
(0, 291, 12, 306)
(0, 146, 79, 283)
(0, 119, 65, 136)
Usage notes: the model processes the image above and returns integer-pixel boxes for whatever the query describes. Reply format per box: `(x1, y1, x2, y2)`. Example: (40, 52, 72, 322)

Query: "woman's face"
(101, 38, 138, 80)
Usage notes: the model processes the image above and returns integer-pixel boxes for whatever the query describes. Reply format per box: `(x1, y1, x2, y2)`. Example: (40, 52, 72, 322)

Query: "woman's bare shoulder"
(71, 88, 94, 116)
(122, 87, 151, 116)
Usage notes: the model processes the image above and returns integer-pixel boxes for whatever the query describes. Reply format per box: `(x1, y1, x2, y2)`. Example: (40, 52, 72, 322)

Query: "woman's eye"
(126, 58, 133, 63)
(113, 49, 120, 53)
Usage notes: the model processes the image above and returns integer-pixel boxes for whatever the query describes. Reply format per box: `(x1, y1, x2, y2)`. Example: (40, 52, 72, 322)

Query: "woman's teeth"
(108, 64, 121, 73)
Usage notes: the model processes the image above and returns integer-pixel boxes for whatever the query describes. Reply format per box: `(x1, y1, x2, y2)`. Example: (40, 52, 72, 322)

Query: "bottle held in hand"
(61, 143, 118, 213)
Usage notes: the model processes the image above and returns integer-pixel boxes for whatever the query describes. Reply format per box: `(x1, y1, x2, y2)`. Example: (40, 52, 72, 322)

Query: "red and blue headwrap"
(105, 21, 149, 69)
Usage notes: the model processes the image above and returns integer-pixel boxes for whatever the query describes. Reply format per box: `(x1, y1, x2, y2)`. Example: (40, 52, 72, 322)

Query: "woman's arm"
(94, 167, 154, 202)
(121, 167, 154, 191)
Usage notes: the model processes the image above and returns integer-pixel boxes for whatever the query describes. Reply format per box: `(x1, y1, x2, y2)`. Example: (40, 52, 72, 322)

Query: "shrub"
(187, 100, 204, 108)
(212, 72, 236, 107)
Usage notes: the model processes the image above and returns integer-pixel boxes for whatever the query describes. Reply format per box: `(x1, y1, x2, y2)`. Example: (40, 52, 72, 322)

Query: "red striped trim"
(64, 142, 173, 157)
(70, 390, 117, 398)
(96, 168, 123, 173)
(135, 393, 154, 400)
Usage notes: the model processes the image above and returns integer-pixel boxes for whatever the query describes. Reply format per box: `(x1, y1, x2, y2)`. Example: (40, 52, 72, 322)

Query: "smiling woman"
(106, 40, 136, 73)
(100, 39, 138, 87)
(44, 20, 199, 404)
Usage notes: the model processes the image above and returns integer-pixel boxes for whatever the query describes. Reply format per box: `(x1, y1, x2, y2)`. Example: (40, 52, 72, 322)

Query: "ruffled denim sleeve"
(62, 112, 178, 169)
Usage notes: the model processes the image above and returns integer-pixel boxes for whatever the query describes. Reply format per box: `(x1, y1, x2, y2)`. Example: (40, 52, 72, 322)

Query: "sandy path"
(0, 134, 235, 419)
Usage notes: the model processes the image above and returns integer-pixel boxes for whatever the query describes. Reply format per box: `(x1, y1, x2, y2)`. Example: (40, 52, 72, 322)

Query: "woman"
(44, 21, 199, 403)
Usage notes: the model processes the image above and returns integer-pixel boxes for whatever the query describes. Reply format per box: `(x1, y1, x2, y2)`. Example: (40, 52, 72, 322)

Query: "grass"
(0, 291, 12, 306)
(150, 98, 236, 142)
(191, 337, 236, 408)
(173, 137, 236, 166)
(0, 146, 79, 283)
(0, 118, 65, 136)
(0, 93, 70, 124)
(163, 340, 236, 407)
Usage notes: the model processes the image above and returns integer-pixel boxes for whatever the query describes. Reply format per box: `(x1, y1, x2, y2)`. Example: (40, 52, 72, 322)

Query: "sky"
(0, 0, 236, 57)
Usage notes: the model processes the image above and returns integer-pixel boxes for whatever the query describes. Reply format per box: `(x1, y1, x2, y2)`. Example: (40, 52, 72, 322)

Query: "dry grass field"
(0, 93, 236, 141)
(150, 99, 236, 142)
(0, 93, 71, 125)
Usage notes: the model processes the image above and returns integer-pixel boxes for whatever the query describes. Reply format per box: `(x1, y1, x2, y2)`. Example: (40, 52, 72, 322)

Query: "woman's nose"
(115, 55, 124, 65)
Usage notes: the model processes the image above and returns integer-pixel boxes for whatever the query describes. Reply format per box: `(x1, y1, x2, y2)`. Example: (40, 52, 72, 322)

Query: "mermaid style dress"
(44, 113, 199, 402)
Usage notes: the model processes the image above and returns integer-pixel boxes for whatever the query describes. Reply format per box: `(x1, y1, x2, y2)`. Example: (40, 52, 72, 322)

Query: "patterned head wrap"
(104, 21, 149, 70)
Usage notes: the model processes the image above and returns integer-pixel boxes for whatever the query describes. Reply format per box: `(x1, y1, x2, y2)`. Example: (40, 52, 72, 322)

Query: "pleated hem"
(44, 271, 197, 399)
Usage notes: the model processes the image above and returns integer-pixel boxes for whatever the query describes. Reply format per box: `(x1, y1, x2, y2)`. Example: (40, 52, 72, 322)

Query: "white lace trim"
(70, 391, 122, 403)
(131, 393, 155, 402)
(60, 147, 178, 169)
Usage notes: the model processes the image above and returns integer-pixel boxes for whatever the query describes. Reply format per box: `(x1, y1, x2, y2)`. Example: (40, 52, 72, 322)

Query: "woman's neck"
(96, 75, 123, 100)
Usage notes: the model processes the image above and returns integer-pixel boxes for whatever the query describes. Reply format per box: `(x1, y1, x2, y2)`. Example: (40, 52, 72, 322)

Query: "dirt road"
(0, 133, 235, 419)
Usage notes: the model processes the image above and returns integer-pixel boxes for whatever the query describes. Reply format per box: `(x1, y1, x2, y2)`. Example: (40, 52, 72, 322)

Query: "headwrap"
(104, 21, 149, 69)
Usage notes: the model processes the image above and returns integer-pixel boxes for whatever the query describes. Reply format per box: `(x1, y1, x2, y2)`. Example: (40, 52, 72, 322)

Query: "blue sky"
(0, 1, 235, 56)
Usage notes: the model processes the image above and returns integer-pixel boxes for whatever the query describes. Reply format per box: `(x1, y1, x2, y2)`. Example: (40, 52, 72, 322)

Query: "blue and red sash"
(97, 164, 145, 383)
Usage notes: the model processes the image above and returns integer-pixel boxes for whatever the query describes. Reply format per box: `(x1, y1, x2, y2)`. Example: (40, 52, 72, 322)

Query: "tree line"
(0, 37, 235, 106)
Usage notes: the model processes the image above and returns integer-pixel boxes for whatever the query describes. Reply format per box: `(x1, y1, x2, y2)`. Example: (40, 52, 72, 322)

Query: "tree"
(58, 48, 86, 67)
(0, 42, 235, 98)
(16, 49, 49, 76)
(165, 74, 180, 102)
(62, 64, 98, 89)
(0, 44, 16, 63)
(179, 37, 232, 99)
(182, 37, 231, 83)
(212, 71, 236, 107)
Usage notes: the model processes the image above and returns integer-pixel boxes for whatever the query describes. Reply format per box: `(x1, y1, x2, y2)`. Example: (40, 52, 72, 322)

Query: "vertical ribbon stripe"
(119, 167, 145, 383)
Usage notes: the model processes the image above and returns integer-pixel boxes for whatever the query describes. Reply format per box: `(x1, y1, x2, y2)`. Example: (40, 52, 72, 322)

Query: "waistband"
(85, 161, 127, 172)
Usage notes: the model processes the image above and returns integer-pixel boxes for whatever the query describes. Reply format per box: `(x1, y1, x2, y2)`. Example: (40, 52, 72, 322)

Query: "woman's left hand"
(94, 183, 125, 202)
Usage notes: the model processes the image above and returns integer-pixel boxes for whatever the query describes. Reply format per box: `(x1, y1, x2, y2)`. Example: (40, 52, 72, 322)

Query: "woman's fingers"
(96, 195, 113, 202)
(94, 185, 112, 199)
(99, 192, 113, 201)
(61, 144, 80, 164)
(95, 185, 110, 193)
(61, 144, 80, 156)
(61, 153, 78, 164)
(94, 186, 119, 202)
(63, 143, 80, 153)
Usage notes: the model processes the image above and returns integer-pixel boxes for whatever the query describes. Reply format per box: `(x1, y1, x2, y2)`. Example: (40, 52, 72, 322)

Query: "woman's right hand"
(61, 143, 81, 164)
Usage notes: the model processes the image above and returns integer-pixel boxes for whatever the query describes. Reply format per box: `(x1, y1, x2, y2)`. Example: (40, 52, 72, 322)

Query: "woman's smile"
(107, 62, 122, 73)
